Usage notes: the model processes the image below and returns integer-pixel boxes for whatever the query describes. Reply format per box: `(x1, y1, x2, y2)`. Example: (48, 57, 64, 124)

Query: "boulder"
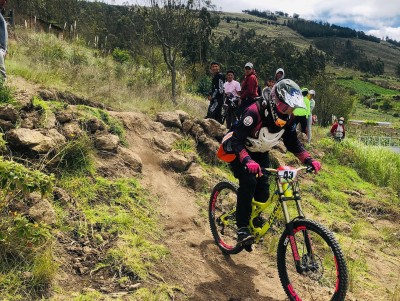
(20, 111, 41, 129)
(0, 104, 19, 123)
(197, 137, 219, 164)
(42, 110, 57, 129)
(162, 151, 191, 172)
(94, 133, 120, 152)
(44, 129, 67, 146)
(7, 128, 55, 153)
(175, 110, 190, 123)
(53, 187, 72, 206)
(152, 131, 181, 152)
(182, 119, 194, 134)
(84, 117, 106, 133)
(189, 123, 205, 139)
(55, 109, 74, 124)
(0, 119, 15, 131)
(28, 198, 57, 225)
(62, 122, 84, 140)
(117, 147, 143, 172)
(200, 118, 226, 140)
(185, 163, 207, 191)
(156, 112, 182, 129)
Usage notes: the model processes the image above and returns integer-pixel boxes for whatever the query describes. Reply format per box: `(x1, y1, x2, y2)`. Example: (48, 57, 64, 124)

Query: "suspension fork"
(280, 183, 305, 274)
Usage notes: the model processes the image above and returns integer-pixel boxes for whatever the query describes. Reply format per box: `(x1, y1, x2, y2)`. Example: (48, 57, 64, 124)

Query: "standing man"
(206, 61, 225, 123)
(0, 0, 7, 80)
(294, 88, 311, 137)
(307, 90, 316, 143)
(238, 62, 258, 117)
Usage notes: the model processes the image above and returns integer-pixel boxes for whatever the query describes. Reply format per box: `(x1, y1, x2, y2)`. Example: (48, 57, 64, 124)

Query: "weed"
(173, 136, 195, 152)
(55, 135, 95, 175)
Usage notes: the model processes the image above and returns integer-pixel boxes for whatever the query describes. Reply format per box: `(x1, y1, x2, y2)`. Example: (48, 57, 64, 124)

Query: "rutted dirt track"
(119, 112, 285, 301)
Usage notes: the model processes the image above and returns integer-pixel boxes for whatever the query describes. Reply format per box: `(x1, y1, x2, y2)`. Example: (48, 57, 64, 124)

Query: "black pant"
(206, 97, 223, 124)
(230, 152, 270, 228)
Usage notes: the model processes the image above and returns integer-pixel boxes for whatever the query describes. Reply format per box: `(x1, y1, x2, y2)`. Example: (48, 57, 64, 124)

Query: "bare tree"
(145, 0, 214, 104)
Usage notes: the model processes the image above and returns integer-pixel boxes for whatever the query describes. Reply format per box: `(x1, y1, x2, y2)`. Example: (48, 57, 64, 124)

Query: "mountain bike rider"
(220, 79, 321, 246)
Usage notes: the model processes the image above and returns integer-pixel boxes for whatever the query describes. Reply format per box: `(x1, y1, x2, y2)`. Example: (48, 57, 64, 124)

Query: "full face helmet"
(271, 79, 306, 115)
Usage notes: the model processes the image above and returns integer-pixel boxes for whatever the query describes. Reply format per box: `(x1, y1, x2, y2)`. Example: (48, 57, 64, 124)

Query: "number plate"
(277, 169, 297, 182)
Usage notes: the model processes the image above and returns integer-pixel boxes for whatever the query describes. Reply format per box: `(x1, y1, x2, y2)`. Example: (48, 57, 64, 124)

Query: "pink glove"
(310, 160, 321, 174)
(246, 160, 261, 174)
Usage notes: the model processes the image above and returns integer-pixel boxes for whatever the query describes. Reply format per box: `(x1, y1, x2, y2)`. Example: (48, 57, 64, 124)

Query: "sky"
(103, 0, 400, 41)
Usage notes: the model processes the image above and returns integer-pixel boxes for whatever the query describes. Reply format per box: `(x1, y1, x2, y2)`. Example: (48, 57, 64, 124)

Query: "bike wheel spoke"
(277, 220, 348, 301)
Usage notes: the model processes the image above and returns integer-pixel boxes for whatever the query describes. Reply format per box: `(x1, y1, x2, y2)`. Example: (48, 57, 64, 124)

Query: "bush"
(0, 81, 15, 104)
(55, 135, 95, 175)
(112, 48, 131, 64)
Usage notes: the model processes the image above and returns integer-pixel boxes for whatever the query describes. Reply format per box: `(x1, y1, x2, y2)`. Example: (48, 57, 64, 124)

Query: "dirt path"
(117, 112, 286, 301)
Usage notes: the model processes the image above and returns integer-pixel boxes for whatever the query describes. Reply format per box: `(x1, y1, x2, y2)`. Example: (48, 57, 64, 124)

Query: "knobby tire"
(277, 219, 348, 301)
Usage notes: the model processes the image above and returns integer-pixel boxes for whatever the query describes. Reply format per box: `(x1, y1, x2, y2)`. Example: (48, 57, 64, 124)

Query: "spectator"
(264, 76, 275, 90)
(274, 68, 285, 82)
(307, 90, 316, 143)
(330, 117, 346, 141)
(238, 62, 258, 117)
(223, 70, 241, 98)
(0, 0, 7, 80)
(294, 88, 311, 136)
(206, 61, 225, 123)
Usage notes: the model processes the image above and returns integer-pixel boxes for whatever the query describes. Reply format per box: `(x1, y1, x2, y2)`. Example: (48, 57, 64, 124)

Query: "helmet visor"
(276, 79, 306, 110)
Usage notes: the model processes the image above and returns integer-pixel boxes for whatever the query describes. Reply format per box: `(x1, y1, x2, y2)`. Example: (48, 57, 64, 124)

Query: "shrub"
(55, 135, 95, 175)
(112, 48, 131, 64)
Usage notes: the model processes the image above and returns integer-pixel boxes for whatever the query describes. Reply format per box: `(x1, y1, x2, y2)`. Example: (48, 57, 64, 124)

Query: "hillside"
(0, 23, 399, 301)
(217, 12, 400, 77)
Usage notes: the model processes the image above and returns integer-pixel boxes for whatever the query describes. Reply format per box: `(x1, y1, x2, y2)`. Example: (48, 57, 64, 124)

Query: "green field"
(336, 79, 400, 97)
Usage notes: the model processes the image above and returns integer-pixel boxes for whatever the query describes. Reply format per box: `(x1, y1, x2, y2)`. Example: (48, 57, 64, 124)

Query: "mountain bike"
(209, 165, 348, 301)
(220, 94, 239, 129)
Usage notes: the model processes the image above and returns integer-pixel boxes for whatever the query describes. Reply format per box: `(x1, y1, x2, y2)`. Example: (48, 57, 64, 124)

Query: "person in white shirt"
(223, 70, 241, 97)
(222, 70, 241, 129)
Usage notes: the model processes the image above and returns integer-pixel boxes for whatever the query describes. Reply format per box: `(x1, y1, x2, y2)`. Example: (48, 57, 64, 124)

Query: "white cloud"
(107, 0, 400, 40)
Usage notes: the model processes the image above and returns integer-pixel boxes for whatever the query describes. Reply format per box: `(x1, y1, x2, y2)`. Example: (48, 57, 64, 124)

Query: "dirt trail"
(118, 112, 286, 301)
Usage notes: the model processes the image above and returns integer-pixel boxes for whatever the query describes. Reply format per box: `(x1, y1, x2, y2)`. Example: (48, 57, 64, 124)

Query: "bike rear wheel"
(277, 219, 348, 301)
(209, 181, 243, 254)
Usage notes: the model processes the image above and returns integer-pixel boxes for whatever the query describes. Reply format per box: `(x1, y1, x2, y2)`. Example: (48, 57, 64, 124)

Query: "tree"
(311, 74, 355, 126)
(144, 0, 215, 104)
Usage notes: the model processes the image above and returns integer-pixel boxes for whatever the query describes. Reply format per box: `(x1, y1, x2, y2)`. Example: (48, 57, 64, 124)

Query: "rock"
(7, 128, 55, 153)
(84, 117, 106, 133)
(156, 112, 182, 129)
(38, 89, 57, 101)
(185, 163, 207, 191)
(14, 92, 33, 111)
(175, 110, 190, 122)
(53, 187, 72, 205)
(117, 147, 143, 172)
(42, 110, 57, 129)
(152, 131, 181, 152)
(55, 109, 74, 124)
(94, 133, 120, 152)
(0, 104, 19, 123)
(62, 122, 84, 140)
(197, 137, 219, 164)
(20, 111, 41, 129)
(162, 151, 191, 172)
(200, 118, 226, 140)
(28, 198, 57, 225)
(189, 123, 205, 139)
(0, 119, 15, 131)
(182, 119, 194, 134)
(44, 129, 67, 146)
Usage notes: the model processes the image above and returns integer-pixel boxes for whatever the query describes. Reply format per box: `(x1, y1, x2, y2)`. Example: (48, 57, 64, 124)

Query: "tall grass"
(319, 137, 400, 196)
(8, 28, 209, 117)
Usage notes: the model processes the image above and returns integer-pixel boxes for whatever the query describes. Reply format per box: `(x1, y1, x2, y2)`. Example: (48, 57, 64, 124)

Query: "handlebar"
(260, 166, 313, 175)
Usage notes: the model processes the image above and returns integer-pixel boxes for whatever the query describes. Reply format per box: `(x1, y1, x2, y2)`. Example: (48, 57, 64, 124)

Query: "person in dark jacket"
(206, 61, 225, 123)
(237, 62, 259, 117)
(221, 79, 321, 248)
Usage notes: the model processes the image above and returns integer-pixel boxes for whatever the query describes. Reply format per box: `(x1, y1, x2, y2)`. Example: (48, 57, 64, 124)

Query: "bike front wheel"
(209, 181, 243, 254)
(277, 219, 348, 301)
